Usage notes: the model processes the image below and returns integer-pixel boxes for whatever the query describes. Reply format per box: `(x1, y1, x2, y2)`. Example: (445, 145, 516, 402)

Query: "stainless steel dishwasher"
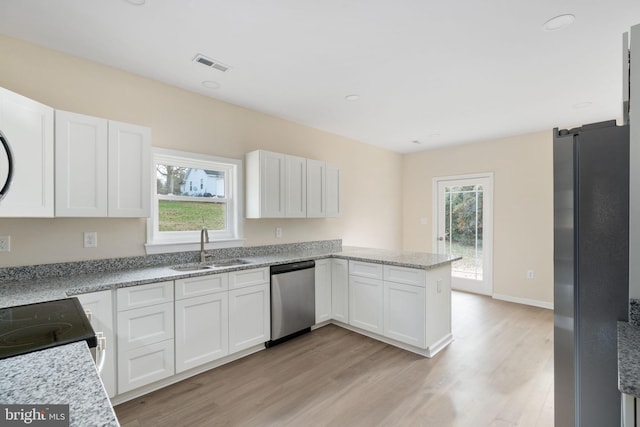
(267, 260, 315, 347)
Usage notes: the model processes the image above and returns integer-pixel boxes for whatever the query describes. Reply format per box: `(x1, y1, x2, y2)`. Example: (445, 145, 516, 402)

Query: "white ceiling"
(1, 0, 640, 153)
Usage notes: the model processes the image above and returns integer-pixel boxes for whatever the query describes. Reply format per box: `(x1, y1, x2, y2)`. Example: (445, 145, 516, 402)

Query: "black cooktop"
(0, 298, 97, 360)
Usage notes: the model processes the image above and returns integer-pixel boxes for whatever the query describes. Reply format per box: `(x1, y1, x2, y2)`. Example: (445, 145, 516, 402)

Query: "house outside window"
(146, 148, 243, 254)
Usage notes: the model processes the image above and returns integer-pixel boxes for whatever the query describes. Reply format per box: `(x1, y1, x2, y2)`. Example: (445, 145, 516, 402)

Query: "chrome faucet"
(200, 226, 210, 263)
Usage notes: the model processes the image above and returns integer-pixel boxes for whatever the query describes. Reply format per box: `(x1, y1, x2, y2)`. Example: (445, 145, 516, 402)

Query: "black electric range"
(0, 298, 97, 360)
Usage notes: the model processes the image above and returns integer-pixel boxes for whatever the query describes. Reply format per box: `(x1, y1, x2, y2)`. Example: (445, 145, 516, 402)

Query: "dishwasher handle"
(270, 260, 315, 275)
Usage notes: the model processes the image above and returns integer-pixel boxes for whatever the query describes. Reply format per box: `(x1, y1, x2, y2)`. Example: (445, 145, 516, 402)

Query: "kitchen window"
(145, 148, 243, 254)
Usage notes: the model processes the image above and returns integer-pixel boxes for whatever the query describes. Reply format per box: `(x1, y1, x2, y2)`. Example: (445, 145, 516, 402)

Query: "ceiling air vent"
(193, 54, 230, 72)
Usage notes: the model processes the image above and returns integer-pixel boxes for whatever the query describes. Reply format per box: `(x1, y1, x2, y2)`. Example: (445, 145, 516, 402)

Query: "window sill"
(144, 239, 245, 255)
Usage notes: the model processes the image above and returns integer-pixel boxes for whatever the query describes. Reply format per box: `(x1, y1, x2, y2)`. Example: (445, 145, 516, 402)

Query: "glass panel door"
(435, 175, 493, 295)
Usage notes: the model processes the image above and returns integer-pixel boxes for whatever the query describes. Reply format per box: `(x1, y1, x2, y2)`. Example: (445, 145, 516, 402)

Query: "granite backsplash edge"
(0, 239, 342, 282)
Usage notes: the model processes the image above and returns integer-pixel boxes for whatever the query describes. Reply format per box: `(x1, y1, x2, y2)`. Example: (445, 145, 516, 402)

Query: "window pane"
(158, 200, 226, 232)
(156, 165, 225, 198)
(444, 185, 484, 281)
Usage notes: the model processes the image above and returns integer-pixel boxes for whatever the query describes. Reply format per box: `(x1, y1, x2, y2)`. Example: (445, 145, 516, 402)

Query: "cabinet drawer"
(349, 261, 383, 279)
(118, 339, 175, 394)
(117, 281, 173, 311)
(384, 265, 426, 287)
(117, 302, 174, 351)
(229, 267, 269, 289)
(175, 273, 228, 300)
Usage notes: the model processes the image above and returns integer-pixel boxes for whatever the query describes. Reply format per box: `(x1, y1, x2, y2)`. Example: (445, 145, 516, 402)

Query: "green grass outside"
(158, 200, 226, 231)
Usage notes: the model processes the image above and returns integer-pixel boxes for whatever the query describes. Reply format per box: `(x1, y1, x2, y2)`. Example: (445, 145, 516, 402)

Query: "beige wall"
(402, 131, 554, 306)
(0, 35, 403, 267)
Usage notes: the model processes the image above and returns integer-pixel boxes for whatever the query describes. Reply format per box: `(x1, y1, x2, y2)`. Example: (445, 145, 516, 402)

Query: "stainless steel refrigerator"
(553, 120, 629, 427)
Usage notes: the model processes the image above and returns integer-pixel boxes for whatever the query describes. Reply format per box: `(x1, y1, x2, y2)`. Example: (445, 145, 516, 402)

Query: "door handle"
(438, 237, 444, 241)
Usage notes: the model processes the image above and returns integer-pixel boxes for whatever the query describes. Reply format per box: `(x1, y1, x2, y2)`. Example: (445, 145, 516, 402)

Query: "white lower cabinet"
(117, 282, 175, 394)
(175, 291, 229, 373)
(76, 290, 116, 398)
(349, 275, 384, 334)
(347, 261, 451, 355)
(331, 258, 349, 322)
(383, 281, 425, 347)
(315, 259, 332, 323)
(229, 283, 270, 353)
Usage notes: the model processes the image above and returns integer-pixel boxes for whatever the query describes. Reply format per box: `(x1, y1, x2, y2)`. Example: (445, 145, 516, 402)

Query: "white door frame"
(433, 173, 494, 296)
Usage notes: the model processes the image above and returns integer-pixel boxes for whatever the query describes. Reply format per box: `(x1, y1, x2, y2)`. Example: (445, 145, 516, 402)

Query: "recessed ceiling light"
(124, 0, 147, 5)
(202, 81, 220, 90)
(345, 94, 360, 102)
(573, 101, 592, 109)
(542, 14, 575, 32)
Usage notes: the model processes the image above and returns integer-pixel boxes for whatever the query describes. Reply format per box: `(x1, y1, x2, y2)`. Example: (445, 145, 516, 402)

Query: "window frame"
(145, 148, 244, 254)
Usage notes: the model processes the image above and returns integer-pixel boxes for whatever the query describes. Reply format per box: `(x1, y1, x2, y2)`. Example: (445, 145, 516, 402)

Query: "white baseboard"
(492, 293, 553, 310)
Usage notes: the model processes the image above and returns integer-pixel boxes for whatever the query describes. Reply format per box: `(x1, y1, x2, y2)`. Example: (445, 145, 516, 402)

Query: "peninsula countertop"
(0, 341, 119, 426)
(618, 321, 640, 397)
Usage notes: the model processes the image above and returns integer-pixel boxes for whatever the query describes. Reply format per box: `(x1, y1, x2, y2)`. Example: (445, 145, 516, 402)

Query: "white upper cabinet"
(246, 149, 340, 219)
(108, 120, 151, 217)
(0, 87, 54, 217)
(55, 110, 108, 216)
(246, 150, 285, 218)
(55, 111, 151, 217)
(285, 154, 307, 217)
(306, 159, 326, 217)
(307, 160, 341, 218)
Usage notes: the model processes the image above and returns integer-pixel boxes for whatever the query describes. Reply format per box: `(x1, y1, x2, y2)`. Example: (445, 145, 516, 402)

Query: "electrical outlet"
(275, 227, 283, 238)
(84, 232, 98, 248)
(0, 236, 10, 252)
(527, 270, 535, 279)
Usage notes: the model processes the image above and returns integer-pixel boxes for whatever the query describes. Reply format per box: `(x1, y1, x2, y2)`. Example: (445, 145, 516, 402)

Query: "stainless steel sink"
(171, 259, 252, 272)
(171, 265, 213, 272)
(208, 258, 252, 268)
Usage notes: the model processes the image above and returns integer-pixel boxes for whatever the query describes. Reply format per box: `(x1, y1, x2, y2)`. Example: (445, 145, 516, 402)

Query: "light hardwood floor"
(115, 291, 554, 427)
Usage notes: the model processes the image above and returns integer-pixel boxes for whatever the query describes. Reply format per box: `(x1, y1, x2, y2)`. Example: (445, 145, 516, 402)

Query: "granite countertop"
(0, 341, 119, 426)
(0, 246, 460, 308)
(618, 321, 640, 397)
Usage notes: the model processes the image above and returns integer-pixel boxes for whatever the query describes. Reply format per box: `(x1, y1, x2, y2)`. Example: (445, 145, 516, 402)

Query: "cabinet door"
(118, 339, 175, 394)
(285, 155, 307, 217)
(55, 110, 108, 217)
(325, 163, 341, 217)
(117, 302, 174, 352)
(245, 150, 286, 218)
(384, 281, 426, 348)
(77, 290, 116, 398)
(306, 159, 326, 217)
(331, 259, 349, 323)
(175, 292, 229, 373)
(108, 120, 151, 217)
(229, 283, 270, 353)
(0, 87, 54, 217)
(349, 275, 384, 334)
(315, 259, 332, 323)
